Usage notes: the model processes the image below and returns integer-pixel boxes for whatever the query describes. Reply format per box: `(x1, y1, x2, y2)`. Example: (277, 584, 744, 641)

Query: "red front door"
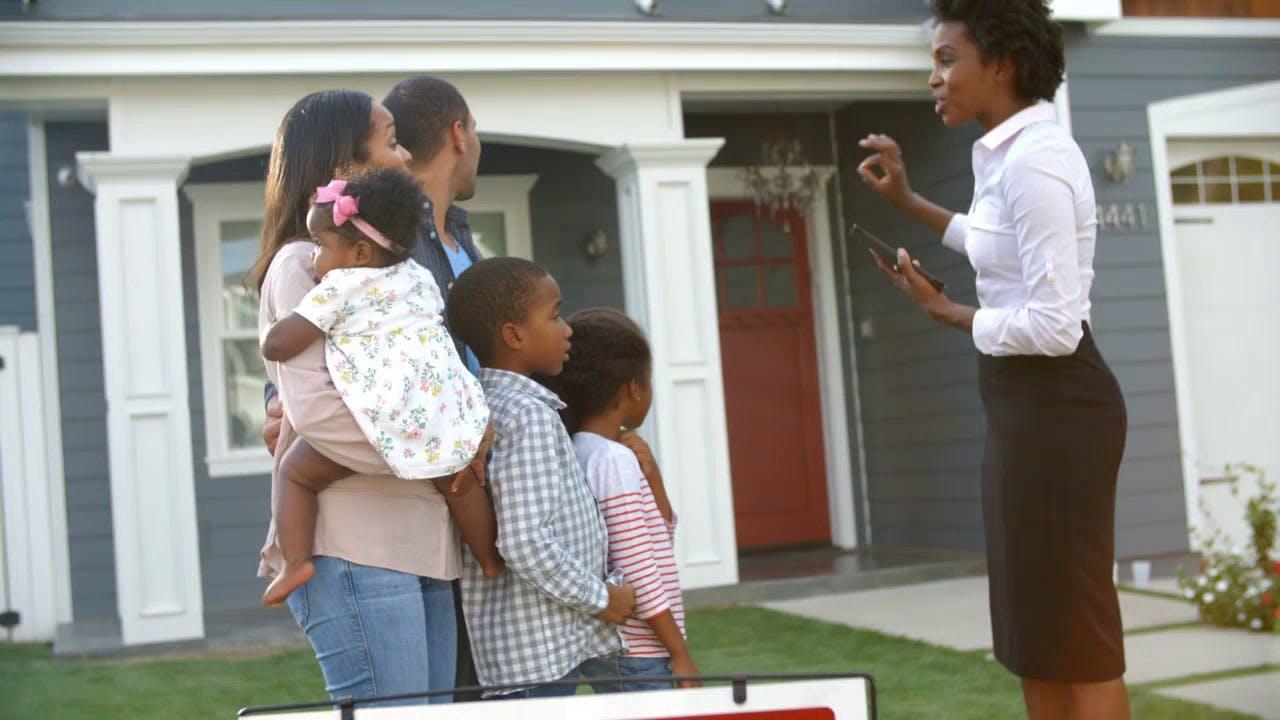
(712, 201, 831, 550)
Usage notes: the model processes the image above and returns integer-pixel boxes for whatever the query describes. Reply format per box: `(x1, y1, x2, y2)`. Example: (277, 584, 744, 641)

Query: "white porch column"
(596, 140, 738, 590)
(76, 154, 204, 646)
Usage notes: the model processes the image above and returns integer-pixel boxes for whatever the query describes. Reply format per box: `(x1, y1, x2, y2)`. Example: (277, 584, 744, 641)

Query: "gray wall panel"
(45, 121, 114, 618)
(478, 143, 624, 313)
(5, 0, 928, 23)
(0, 112, 34, 332)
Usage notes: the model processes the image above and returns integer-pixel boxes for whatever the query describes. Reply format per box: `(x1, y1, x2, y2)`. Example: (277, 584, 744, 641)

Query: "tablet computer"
(849, 223, 946, 293)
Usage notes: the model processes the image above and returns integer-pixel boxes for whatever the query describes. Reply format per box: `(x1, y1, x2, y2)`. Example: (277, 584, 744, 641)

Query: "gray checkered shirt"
(462, 369, 622, 696)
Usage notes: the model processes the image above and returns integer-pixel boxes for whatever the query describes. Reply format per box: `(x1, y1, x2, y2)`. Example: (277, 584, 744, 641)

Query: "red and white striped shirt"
(572, 432, 685, 658)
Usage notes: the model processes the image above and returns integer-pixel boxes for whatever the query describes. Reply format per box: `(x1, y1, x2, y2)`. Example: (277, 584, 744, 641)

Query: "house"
(0, 0, 1277, 649)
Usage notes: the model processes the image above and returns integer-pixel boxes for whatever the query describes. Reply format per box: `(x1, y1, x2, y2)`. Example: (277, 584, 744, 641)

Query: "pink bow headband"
(314, 179, 404, 256)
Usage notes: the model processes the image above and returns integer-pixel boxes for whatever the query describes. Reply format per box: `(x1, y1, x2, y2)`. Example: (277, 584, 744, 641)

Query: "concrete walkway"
(763, 576, 1198, 652)
(762, 575, 1279, 719)
(1156, 672, 1280, 720)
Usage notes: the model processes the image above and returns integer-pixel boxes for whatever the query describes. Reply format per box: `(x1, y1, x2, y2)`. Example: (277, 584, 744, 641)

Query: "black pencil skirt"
(977, 323, 1127, 683)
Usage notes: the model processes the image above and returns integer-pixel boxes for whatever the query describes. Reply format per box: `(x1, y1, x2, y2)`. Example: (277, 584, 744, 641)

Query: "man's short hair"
(383, 76, 471, 164)
(446, 257, 550, 364)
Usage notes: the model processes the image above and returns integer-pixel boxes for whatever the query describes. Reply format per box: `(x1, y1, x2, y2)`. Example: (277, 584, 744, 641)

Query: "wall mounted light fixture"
(635, 0, 659, 16)
(583, 226, 609, 262)
(1104, 141, 1135, 184)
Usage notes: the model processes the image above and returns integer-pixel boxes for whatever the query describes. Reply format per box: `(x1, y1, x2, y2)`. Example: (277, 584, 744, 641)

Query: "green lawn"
(2, 606, 1256, 720)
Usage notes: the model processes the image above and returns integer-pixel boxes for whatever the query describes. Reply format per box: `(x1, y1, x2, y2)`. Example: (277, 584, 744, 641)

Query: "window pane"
(224, 338, 267, 450)
(720, 213, 755, 259)
(1200, 157, 1230, 177)
(1203, 180, 1233, 204)
(1234, 156, 1264, 176)
(759, 218, 795, 259)
(1171, 182, 1200, 205)
(724, 266, 759, 309)
(762, 265, 797, 308)
(468, 211, 508, 258)
(1170, 163, 1198, 179)
(220, 220, 262, 333)
(1238, 181, 1265, 203)
(1272, 181, 1280, 204)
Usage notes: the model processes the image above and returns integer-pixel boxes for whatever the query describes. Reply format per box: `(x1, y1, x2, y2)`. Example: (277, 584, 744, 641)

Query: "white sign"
(242, 678, 874, 720)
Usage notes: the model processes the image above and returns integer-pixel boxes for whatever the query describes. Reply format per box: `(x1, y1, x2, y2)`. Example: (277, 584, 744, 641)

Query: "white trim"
(597, 139, 738, 590)
(1091, 18, 1280, 38)
(1050, 0, 1122, 21)
(0, 21, 933, 77)
(77, 152, 205, 646)
(183, 181, 273, 479)
(457, 174, 539, 260)
(25, 119, 73, 626)
(705, 167, 859, 550)
(1146, 79, 1280, 549)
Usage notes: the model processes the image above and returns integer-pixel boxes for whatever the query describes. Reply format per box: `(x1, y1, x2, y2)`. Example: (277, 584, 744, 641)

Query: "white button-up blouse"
(942, 102, 1097, 357)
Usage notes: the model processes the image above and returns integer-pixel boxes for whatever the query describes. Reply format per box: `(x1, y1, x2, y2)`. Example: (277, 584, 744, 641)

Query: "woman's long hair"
(247, 89, 374, 292)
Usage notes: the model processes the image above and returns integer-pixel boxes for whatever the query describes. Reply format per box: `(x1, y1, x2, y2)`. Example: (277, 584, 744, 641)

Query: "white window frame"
(184, 181, 272, 478)
(457, 174, 538, 259)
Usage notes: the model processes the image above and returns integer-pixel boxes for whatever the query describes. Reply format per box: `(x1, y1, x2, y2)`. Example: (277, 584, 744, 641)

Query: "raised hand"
(857, 134, 913, 208)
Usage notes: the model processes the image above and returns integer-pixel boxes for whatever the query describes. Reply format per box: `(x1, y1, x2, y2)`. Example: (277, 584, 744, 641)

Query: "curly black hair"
(932, 0, 1065, 103)
(446, 257, 551, 364)
(310, 166, 424, 259)
(542, 308, 651, 433)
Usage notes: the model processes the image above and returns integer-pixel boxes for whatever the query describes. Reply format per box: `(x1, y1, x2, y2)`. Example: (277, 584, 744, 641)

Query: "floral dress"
(294, 260, 489, 480)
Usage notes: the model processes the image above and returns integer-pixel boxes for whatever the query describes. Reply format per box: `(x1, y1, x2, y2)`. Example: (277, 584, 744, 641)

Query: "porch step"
(684, 546, 987, 608)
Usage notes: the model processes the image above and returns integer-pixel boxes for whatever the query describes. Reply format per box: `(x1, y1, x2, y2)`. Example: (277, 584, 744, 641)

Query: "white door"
(1171, 146, 1280, 547)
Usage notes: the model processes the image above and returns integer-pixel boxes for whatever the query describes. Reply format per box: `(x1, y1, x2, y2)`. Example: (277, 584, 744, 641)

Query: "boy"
(446, 257, 636, 699)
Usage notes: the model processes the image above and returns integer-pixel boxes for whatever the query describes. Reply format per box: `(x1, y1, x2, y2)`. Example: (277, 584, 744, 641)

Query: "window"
(185, 182, 271, 477)
(456, 175, 538, 259)
(1170, 155, 1280, 205)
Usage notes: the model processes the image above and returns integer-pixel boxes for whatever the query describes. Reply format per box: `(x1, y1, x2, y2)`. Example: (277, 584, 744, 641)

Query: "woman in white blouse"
(859, 2, 1129, 719)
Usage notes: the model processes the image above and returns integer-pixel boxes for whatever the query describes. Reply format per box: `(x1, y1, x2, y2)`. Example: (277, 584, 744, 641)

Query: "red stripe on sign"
(650, 710, 836, 719)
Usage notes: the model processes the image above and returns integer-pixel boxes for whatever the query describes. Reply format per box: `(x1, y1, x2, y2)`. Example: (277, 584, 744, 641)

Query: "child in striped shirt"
(549, 307, 700, 691)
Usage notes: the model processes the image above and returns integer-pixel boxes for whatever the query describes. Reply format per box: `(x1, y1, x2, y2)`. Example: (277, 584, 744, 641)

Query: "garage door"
(1170, 142, 1280, 546)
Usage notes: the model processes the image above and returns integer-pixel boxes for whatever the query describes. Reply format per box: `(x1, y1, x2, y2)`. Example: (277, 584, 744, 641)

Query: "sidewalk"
(763, 576, 1280, 719)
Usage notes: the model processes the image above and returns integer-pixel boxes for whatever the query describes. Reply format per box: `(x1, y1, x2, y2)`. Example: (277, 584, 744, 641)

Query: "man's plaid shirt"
(462, 369, 623, 696)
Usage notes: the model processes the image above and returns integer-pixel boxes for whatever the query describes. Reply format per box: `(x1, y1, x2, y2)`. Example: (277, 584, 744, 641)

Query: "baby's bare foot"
(263, 560, 315, 607)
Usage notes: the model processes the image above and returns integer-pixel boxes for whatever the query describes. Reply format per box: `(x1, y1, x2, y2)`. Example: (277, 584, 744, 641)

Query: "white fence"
(0, 326, 59, 642)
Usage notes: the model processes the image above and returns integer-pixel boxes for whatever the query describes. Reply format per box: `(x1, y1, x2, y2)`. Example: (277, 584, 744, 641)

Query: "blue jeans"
(286, 556, 458, 707)
(581, 656, 674, 693)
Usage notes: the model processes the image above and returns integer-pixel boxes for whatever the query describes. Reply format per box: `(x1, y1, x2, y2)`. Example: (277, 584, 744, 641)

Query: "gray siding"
(46, 122, 114, 618)
(3, 0, 927, 23)
(1062, 30, 1280, 558)
(181, 154, 276, 610)
(480, 143, 624, 313)
(0, 112, 34, 332)
(836, 101, 987, 552)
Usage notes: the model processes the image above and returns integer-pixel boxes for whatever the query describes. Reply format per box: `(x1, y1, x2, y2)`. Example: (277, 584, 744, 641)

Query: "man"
(263, 75, 489, 700)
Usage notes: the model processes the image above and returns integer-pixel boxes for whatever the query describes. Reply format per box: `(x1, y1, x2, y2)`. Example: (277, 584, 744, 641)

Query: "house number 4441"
(1096, 202, 1150, 232)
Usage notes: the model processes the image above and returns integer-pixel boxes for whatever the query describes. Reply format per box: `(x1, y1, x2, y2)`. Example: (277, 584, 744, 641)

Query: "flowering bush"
(1177, 463, 1279, 633)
